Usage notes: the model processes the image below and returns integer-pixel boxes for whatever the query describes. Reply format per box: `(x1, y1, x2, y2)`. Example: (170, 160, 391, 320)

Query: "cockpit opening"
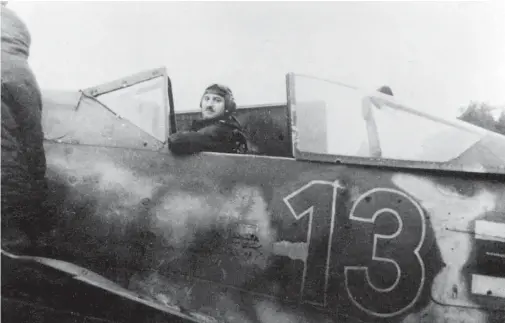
(42, 67, 505, 174)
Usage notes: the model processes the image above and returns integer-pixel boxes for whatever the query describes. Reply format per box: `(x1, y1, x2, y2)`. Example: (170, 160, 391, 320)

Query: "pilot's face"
(201, 93, 226, 120)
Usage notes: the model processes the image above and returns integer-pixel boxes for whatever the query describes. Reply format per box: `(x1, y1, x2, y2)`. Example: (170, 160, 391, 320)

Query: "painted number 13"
(284, 181, 426, 318)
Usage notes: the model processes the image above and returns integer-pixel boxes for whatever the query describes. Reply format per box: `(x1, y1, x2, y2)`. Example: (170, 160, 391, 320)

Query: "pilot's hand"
(167, 132, 191, 154)
(167, 132, 185, 142)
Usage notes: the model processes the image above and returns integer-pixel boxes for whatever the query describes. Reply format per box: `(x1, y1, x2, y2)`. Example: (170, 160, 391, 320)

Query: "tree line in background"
(458, 102, 505, 135)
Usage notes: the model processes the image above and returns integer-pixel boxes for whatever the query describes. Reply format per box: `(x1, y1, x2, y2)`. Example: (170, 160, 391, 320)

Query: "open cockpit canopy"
(42, 67, 505, 174)
(287, 73, 505, 174)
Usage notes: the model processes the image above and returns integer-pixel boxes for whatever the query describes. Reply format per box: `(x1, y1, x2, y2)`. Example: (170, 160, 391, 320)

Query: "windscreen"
(93, 75, 168, 142)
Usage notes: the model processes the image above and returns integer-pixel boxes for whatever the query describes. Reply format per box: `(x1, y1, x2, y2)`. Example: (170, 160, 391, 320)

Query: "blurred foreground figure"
(1, 6, 48, 251)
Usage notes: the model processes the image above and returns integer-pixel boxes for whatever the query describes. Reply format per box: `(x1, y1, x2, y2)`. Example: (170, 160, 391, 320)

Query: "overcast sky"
(8, 1, 505, 117)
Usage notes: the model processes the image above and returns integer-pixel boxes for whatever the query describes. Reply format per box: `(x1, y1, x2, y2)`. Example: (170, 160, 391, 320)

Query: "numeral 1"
(283, 180, 342, 306)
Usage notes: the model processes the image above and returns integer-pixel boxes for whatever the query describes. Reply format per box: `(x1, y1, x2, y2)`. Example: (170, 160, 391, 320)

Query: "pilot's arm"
(168, 124, 232, 155)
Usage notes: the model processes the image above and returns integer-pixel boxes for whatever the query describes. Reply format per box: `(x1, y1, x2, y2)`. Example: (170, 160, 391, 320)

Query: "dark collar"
(191, 116, 242, 131)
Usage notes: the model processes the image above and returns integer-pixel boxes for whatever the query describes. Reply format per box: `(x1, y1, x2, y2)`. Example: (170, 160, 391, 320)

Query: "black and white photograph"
(2, 1, 505, 323)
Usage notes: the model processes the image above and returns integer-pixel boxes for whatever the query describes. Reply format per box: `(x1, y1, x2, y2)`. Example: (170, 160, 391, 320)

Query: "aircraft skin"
(3, 70, 505, 323)
(4, 142, 504, 323)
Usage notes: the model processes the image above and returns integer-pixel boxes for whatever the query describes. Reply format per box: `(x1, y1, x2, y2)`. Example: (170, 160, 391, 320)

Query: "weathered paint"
(472, 275, 505, 299)
(392, 174, 505, 323)
(4, 68, 505, 323)
(16, 142, 503, 323)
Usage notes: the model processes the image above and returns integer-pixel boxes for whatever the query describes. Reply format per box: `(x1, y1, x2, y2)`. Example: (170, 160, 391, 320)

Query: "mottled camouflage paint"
(4, 69, 504, 323)
(23, 142, 503, 323)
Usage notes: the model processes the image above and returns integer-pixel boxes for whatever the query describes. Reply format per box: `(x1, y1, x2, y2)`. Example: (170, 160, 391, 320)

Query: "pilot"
(168, 84, 248, 155)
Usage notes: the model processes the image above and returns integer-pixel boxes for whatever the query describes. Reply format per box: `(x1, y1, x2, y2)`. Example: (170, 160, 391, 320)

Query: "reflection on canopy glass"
(96, 76, 168, 142)
(291, 74, 505, 172)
